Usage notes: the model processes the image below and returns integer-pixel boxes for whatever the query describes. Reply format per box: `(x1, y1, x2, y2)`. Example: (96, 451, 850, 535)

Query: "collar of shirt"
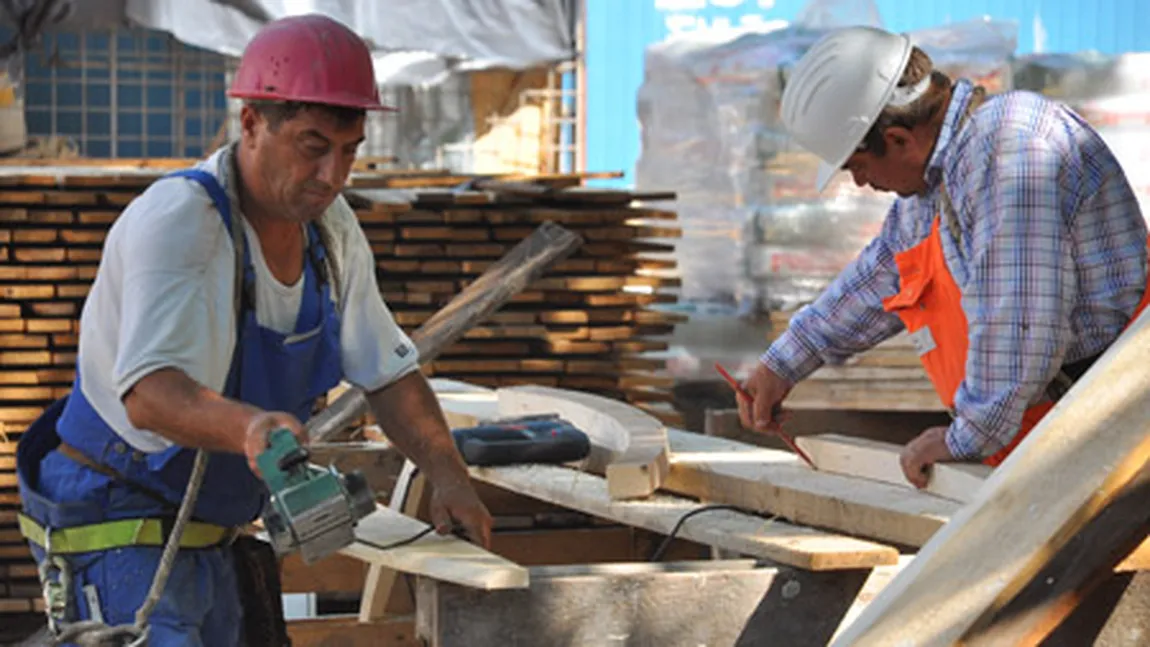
(922, 78, 975, 191)
(214, 142, 246, 219)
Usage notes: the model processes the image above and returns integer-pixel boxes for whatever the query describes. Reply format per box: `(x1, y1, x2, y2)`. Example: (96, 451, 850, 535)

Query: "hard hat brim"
(815, 161, 839, 193)
(227, 89, 398, 112)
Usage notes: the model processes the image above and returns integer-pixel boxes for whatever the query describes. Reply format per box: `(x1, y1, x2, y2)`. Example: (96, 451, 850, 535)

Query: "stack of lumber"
(766, 310, 944, 412)
(0, 162, 685, 618)
(353, 190, 683, 415)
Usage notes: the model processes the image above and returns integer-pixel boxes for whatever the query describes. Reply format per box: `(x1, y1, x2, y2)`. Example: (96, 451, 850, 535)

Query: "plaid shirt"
(763, 79, 1148, 459)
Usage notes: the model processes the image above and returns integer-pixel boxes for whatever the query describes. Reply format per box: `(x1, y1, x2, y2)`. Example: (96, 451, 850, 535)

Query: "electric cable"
(648, 504, 778, 562)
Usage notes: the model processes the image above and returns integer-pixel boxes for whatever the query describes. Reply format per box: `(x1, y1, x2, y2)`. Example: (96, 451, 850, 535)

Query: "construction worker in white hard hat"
(17, 14, 491, 646)
(738, 26, 1150, 485)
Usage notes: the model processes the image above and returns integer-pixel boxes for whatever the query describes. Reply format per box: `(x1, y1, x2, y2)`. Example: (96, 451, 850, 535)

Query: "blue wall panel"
(586, 0, 1150, 186)
(4, 25, 229, 158)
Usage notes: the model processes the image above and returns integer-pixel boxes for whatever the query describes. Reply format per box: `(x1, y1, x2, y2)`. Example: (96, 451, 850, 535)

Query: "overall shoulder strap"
(309, 220, 342, 310)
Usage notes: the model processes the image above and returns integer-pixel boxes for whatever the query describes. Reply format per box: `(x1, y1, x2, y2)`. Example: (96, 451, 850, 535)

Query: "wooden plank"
(829, 309, 1150, 646)
(281, 526, 673, 594)
(339, 505, 528, 591)
(280, 552, 368, 594)
(497, 385, 670, 500)
(1117, 536, 1150, 572)
(664, 430, 958, 548)
(286, 615, 419, 647)
(961, 463, 1150, 646)
(306, 221, 582, 443)
(359, 460, 427, 622)
(469, 462, 898, 571)
(795, 433, 992, 503)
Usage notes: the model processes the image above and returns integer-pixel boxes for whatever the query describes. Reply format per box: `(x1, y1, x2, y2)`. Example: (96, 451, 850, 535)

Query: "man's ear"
(882, 126, 913, 151)
(239, 105, 262, 147)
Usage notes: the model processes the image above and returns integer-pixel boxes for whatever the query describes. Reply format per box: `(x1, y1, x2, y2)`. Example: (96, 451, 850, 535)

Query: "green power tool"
(257, 427, 376, 564)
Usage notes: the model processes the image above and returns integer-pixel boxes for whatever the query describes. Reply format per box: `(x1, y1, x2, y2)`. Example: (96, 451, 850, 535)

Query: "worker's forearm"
(366, 371, 471, 487)
(122, 367, 262, 455)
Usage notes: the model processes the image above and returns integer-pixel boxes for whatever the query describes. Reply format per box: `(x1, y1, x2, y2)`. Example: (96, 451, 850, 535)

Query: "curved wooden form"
(496, 385, 670, 500)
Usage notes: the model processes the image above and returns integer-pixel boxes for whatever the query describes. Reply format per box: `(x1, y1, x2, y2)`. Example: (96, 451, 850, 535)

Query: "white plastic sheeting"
(3, 0, 578, 85)
(125, 0, 577, 85)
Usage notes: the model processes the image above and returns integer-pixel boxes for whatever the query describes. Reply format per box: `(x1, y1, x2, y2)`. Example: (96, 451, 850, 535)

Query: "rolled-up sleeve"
(761, 204, 907, 384)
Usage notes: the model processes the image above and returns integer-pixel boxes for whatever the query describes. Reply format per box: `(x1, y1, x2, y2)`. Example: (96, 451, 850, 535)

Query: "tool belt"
(18, 513, 238, 554)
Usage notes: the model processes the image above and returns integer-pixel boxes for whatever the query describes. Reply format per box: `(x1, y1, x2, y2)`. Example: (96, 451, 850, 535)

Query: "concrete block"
(416, 561, 868, 647)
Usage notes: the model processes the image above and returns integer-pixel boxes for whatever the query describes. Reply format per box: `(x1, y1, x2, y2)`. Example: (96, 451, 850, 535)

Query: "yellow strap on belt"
(17, 513, 234, 554)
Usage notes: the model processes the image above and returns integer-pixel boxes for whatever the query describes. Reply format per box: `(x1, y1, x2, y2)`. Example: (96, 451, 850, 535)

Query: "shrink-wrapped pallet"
(635, 17, 1017, 315)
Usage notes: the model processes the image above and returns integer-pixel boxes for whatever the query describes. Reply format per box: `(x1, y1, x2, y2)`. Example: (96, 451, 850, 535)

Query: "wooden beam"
(469, 462, 899, 571)
(961, 463, 1150, 646)
(795, 433, 992, 503)
(829, 309, 1150, 647)
(286, 615, 419, 647)
(496, 384, 670, 500)
(305, 222, 582, 443)
(358, 460, 430, 622)
(1117, 537, 1150, 572)
(339, 505, 528, 591)
(281, 553, 368, 594)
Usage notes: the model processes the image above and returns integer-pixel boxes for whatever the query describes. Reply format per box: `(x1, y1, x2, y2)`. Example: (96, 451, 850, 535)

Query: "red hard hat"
(228, 13, 394, 111)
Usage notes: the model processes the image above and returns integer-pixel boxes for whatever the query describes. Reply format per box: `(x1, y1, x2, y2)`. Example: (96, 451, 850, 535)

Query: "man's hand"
(737, 361, 793, 432)
(899, 426, 954, 489)
(243, 411, 308, 475)
(429, 480, 493, 549)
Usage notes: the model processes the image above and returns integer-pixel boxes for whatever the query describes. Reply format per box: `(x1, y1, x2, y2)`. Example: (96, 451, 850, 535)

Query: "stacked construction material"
(635, 18, 1017, 316)
(0, 163, 684, 616)
(766, 311, 943, 413)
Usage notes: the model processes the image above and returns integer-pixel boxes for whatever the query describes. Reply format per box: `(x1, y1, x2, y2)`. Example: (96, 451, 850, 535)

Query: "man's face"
(242, 106, 365, 222)
(840, 126, 930, 198)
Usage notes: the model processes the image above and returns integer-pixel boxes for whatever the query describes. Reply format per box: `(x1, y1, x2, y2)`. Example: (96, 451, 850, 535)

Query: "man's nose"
(850, 168, 867, 188)
(316, 153, 340, 187)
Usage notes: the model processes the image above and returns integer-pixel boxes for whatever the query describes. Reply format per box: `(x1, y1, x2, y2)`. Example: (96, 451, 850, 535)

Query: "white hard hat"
(781, 26, 919, 192)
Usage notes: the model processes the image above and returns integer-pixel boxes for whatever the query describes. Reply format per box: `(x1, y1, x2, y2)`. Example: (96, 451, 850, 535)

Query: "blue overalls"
(16, 169, 344, 646)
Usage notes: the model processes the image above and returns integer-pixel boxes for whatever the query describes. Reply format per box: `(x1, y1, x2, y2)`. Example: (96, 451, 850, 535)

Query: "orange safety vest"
(881, 214, 1150, 466)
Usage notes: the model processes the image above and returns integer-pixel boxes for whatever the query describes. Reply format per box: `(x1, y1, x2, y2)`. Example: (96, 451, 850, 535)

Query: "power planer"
(258, 428, 376, 564)
(258, 415, 591, 564)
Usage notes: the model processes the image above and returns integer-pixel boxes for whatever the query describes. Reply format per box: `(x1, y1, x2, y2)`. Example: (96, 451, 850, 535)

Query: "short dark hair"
(245, 100, 365, 132)
(858, 46, 952, 157)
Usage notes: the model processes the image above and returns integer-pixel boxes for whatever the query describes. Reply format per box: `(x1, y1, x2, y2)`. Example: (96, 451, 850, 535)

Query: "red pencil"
(714, 362, 816, 470)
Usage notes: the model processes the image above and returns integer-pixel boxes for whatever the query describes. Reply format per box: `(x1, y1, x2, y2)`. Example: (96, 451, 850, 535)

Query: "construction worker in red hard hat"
(739, 26, 1150, 486)
(16, 14, 491, 645)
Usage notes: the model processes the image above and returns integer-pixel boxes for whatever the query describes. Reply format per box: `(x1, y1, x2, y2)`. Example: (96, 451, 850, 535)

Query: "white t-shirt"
(77, 146, 418, 452)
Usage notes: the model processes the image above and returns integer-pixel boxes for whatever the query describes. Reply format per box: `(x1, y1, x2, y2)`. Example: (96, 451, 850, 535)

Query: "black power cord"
(357, 525, 438, 552)
(649, 504, 776, 562)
